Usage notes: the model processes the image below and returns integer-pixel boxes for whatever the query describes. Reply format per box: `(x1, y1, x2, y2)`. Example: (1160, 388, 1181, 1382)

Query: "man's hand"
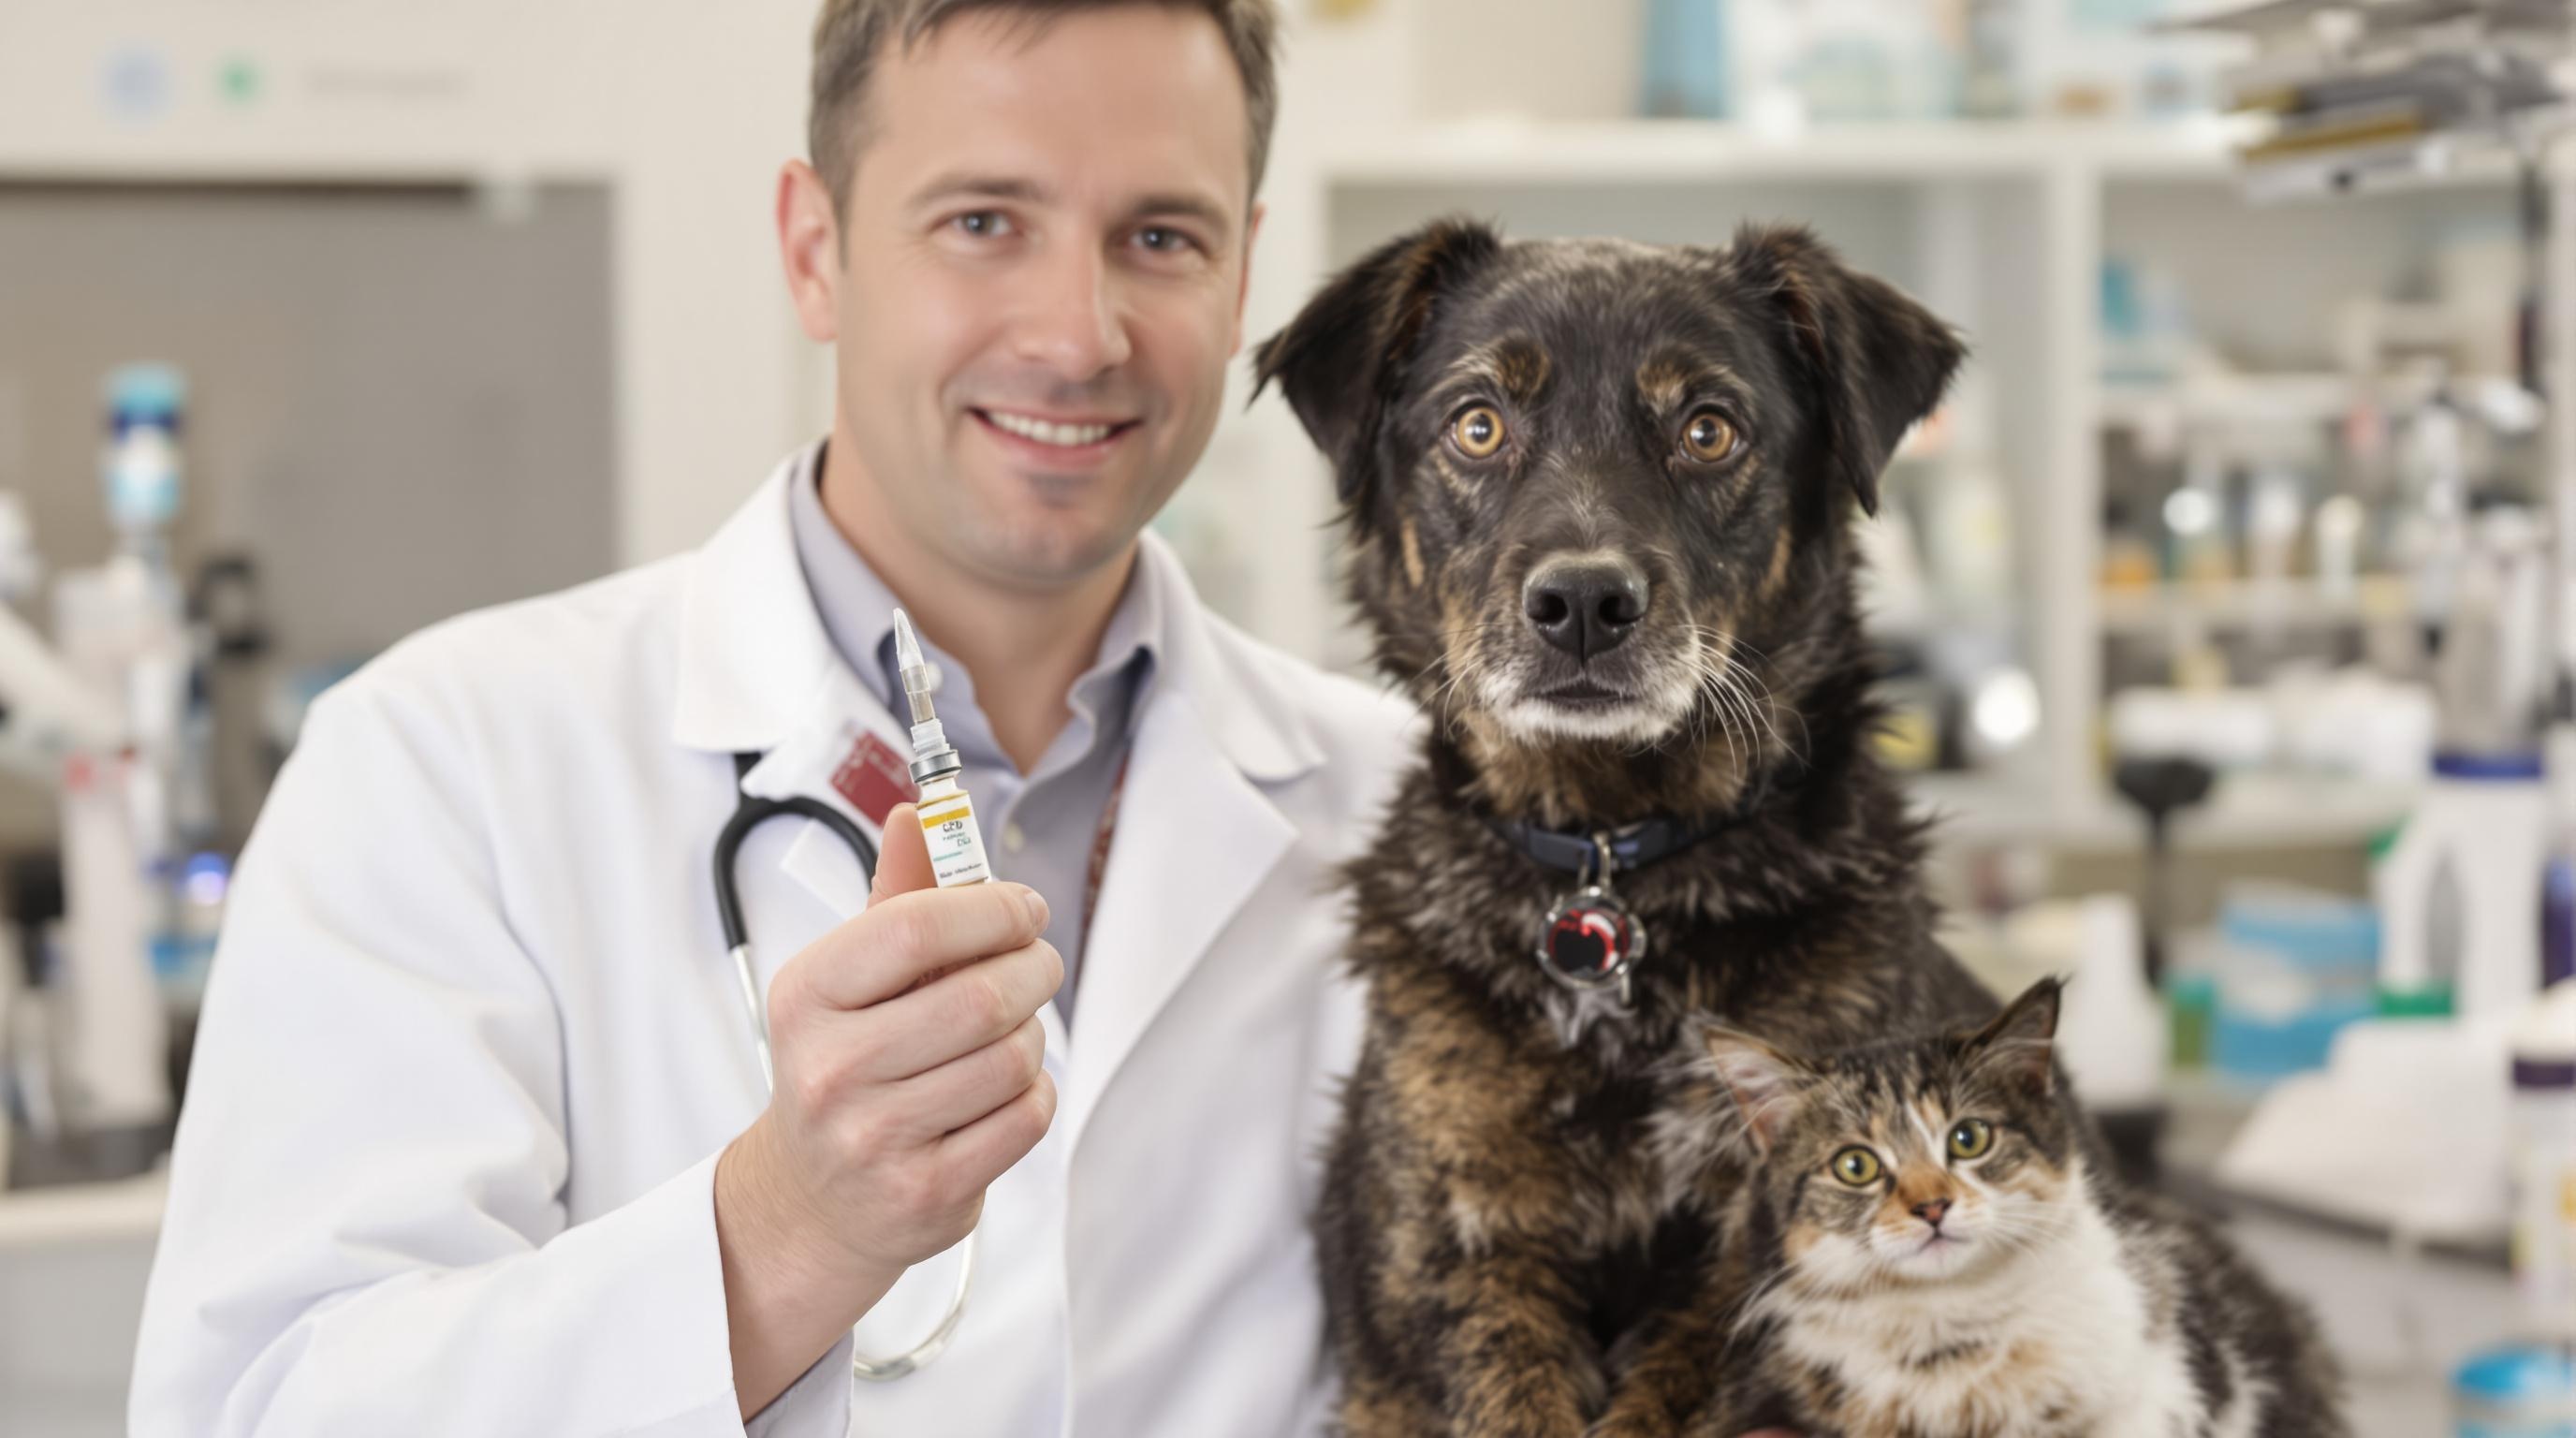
(714, 801, 1061, 1415)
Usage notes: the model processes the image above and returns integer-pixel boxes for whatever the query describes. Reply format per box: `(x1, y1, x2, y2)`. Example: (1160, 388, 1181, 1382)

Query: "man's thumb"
(869, 801, 939, 902)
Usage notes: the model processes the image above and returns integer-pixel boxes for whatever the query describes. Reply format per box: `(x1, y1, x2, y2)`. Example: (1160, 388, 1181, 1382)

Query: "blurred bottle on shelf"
(1639, 0, 1731, 119)
(1955, 0, 2023, 118)
(2378, 508, 2551, 1021)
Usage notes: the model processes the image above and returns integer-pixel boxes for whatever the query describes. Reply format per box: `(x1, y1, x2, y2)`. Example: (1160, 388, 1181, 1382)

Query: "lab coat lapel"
(670, 446, 835, 757)
(1061, 688, 1296, 1156)
(1058, 536, 1321, 1158)
(668, 443, 900, 925)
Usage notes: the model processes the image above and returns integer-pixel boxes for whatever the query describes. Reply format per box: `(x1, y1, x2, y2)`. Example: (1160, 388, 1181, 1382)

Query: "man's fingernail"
(1020, 888, 1050, 931)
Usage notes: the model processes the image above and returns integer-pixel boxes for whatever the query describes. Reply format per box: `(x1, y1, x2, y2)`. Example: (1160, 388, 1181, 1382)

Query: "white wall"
(599, 0, 822, 565)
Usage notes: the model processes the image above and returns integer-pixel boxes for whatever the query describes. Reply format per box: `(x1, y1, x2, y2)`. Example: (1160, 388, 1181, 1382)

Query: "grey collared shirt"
(786, 445, 1158, 1030)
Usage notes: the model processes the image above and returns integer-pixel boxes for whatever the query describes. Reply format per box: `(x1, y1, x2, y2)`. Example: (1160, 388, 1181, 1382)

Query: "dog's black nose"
(1524, 560, 1647, 660)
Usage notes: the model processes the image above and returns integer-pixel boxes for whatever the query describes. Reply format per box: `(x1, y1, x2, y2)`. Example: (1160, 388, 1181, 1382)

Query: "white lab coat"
(129, 451, 1414, 1436)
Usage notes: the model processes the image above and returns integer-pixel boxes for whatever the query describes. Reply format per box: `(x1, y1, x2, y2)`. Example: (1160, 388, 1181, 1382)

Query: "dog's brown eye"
(1681, 411, 1737, 463)
(1451, 406, 1507, 460)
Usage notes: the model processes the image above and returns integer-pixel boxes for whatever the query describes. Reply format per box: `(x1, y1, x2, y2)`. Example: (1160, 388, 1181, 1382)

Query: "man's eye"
(1136, 227, 1197, 255)
(950, 212, 1013, 239)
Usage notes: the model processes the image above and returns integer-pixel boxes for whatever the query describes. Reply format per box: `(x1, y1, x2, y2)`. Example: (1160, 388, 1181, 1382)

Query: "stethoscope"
(712, 750, 976, 1382)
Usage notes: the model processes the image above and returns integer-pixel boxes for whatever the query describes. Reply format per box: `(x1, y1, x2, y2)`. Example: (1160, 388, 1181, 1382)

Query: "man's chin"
(951, 509, 1144, 592)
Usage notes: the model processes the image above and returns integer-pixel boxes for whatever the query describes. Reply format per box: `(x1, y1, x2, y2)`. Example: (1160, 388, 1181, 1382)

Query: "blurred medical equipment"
(2509, 979, 2576, 1337)
(2444, 980, 2576, 1434)
(0, 580, 127, 781)
(0, 365, 206, 1184)
(2378, 507, 2554, 1020)
(2175, 0, 2576, 199)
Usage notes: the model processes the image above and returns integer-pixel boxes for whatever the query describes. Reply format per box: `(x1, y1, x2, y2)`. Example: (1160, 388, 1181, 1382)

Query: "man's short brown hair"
(809, 0, 1281, 218)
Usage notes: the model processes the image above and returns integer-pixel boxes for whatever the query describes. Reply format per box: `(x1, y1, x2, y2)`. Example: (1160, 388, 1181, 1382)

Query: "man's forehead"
(854, 6, 1253, 215)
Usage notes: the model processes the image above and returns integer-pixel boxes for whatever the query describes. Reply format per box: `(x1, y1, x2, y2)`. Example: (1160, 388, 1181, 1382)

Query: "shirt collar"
(785, 439, 1164, 738)
(673, 443, 1329, 783)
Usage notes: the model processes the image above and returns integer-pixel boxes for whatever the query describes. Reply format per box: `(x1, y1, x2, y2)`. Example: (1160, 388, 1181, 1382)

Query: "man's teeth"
(987, 411, 1115, 447)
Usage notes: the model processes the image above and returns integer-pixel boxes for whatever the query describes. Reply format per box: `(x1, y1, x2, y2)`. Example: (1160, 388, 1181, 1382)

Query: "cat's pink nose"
(1911, 1198, 1951, 1228)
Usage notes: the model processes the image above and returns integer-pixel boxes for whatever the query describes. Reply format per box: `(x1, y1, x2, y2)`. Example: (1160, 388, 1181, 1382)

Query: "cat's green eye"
(1948, 1118, 1995, 1160)
(1830, 1147, 1882, 1187)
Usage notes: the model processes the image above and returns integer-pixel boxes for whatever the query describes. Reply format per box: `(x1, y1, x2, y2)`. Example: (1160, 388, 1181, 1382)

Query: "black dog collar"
(1481, 762, 1784, 877)
(1487, 812, 1733, 877)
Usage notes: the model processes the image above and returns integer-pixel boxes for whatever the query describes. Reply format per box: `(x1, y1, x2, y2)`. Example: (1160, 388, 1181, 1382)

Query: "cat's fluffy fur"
(1667, 980, 2348, 1438)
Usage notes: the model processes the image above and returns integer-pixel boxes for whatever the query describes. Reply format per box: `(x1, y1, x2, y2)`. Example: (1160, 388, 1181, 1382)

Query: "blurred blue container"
(1639, 0, 1729, 119)
(2208, 886, 2380, 1082)
(2210, 993, 2375, 1080)
(2458, 1343, 2576, 1437)
(2219, 888, 2379, 976)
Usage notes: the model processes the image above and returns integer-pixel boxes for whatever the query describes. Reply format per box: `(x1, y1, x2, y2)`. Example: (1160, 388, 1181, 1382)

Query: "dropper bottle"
(894, 609, 993, 888)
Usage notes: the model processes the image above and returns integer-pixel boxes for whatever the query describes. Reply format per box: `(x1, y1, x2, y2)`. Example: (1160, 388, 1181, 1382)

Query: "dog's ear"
(1251, 217, 1503, 520)
(1732, 224, 1965, 518)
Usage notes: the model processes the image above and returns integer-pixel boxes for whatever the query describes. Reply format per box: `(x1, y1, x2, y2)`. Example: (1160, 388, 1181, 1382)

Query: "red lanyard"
(1073, 751, 1131, 959)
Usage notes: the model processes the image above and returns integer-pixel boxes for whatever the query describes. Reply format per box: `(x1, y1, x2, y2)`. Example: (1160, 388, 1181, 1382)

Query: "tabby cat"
(1662, 978, 2348, 1438)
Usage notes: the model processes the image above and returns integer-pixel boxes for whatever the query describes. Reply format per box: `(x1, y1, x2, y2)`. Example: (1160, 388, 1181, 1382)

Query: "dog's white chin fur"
(1489, 689, 1693, 747)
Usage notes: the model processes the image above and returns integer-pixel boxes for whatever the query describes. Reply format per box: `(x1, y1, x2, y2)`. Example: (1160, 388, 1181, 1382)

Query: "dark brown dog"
(1253, 221, 2002, 1437)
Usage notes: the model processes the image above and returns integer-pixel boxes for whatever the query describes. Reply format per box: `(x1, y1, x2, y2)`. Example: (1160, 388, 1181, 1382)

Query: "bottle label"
(918, 794, 991, 888)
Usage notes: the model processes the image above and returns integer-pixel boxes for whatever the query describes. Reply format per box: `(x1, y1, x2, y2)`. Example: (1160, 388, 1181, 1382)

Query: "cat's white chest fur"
(1764, 1199, 2214, 1438)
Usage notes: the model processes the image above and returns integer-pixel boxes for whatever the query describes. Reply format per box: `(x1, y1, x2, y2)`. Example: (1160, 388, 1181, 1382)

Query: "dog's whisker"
(1681, 627, 1807, 768)
(1708, 632, 1813, 763)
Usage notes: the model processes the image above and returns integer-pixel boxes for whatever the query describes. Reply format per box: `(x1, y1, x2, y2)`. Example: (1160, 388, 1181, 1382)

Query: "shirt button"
(1003, 823, 1027, 852)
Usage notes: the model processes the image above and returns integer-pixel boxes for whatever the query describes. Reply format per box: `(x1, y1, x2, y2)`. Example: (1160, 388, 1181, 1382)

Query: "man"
(131, 2, 1415, 1433)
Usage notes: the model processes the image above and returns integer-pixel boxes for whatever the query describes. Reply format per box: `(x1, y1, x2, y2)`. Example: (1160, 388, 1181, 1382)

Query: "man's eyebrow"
(1128, 191, 1235, 237)
(905, 172, 1054, 209)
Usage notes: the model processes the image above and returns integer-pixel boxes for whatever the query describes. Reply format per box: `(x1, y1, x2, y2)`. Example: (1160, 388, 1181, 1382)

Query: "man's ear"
(1701, 1027, 1813, 1156)
(776, 159, 844, 345)
(1251, 216, 1502, 525)
(1962, 976, 2064, 1097)
(1730, 224, 1965, 518)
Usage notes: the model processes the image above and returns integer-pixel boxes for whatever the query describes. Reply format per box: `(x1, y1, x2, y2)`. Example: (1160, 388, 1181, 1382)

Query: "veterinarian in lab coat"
(127, 3, 1417, 1434)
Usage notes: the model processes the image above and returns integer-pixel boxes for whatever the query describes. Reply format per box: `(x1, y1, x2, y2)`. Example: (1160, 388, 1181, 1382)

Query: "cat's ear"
(1701, 1027, 1813, 1155)
(1964, 976, 2064, 1096)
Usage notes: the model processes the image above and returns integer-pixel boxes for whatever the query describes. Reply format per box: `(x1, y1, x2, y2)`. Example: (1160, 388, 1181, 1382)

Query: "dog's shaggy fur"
(1253, 220, 2006, 1437)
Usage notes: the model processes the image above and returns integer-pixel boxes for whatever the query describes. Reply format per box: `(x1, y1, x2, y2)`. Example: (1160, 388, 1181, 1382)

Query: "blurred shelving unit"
(2097, 371, 2522, 430)
(1317, 113, 2258, 183)
(2096, 574, 2414, 635)
(1912, 766, 2416, 849)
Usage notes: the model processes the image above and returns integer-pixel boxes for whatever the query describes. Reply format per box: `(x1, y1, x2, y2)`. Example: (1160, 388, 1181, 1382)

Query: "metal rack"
(2175, 0, 2576, 715)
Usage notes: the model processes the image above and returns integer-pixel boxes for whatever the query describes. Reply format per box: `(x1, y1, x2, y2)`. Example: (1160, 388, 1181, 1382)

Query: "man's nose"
(1014, 245, 1131, 379)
